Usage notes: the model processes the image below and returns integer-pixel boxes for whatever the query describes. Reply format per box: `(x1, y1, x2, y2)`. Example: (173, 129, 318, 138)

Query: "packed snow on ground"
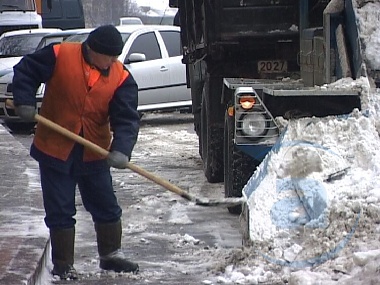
(200, 1, 380, 285)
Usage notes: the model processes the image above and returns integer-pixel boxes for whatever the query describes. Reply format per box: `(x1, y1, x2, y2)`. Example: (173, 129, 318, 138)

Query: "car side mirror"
(125, 53, 146, 64)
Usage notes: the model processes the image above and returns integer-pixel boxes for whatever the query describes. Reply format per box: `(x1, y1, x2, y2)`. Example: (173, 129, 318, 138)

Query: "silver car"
(0, 25, 191, 132)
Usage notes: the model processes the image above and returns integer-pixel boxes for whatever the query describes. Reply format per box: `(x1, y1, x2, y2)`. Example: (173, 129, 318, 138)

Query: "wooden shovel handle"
(34, 114, 194, 201)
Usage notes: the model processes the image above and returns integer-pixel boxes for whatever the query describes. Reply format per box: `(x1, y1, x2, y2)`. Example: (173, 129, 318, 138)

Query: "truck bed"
(218, 0, 299, 40)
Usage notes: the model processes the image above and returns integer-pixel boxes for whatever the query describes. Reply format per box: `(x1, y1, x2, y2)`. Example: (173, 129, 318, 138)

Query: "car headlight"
(240, 112, 269, 138)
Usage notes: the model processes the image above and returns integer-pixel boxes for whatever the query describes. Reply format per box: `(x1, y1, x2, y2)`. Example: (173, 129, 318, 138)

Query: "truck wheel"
(200, 84, 224, 183)
(188, 62, 203, 157)
(195, 112, 202, 158)
(224, 109, 258, 214)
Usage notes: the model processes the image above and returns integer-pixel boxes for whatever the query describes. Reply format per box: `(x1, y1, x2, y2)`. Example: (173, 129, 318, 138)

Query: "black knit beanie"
(86, 25, 123, 56)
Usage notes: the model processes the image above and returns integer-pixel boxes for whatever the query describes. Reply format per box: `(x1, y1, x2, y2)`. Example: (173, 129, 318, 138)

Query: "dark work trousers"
(39, 163, 122, 229)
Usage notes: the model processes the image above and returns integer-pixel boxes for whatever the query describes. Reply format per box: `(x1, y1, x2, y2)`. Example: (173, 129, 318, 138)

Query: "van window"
(63, 0, 82, 19)
(41, 0, 63, 19)
(1, 0, 34, 11)
(159, 31, 181, 57)
(41, 0, 85, 29)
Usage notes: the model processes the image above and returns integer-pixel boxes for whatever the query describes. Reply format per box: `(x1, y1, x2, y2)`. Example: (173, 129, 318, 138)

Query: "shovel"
(34, 114, 245, 207)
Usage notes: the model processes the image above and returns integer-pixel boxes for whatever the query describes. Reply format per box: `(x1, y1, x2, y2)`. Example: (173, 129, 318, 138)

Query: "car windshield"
(65, 33, 131, 44)
(0, 0, 35, 11)
(36, 36, 67, 50)
(0, 34, 48, 57)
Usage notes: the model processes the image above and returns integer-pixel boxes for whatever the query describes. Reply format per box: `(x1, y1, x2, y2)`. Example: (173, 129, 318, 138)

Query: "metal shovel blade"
(195, 197, 246, 207)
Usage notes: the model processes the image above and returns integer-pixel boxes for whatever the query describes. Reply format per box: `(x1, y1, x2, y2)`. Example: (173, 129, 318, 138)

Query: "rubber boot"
(50, 227, 78, 280)
(95, 220, 139, 273)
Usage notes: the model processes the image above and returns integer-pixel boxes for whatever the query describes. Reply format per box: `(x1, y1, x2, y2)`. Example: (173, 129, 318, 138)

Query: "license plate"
(258, 60, 287, 73)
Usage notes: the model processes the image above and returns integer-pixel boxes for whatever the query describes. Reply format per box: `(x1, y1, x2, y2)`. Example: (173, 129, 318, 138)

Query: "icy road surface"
(12, 112, 244, 285)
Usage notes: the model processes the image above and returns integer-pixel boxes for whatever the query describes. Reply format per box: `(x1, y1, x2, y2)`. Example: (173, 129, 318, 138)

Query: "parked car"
(0, 28, 61, 77)
(0, 25, 191, 132)
(35, 29, 84, 50)
(0, 29, 84, 131)
(119, 17, 143, 26)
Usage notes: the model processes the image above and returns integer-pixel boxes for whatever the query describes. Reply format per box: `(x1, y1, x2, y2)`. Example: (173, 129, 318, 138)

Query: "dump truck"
(169, 0, 363, 214)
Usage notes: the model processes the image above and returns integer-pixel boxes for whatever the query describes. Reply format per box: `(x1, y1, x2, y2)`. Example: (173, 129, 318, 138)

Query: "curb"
(0, 125, 49, 285)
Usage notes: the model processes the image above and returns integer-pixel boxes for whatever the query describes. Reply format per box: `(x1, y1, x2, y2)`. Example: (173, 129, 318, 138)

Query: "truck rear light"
(239, 112, 269, 139)
(234, 86, 279, 144)
(228, 106, 234, 117)
(239, 96, 256, 110)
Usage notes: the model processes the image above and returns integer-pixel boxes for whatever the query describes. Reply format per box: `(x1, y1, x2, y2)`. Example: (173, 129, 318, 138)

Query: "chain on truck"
(170, 0, 363, 214)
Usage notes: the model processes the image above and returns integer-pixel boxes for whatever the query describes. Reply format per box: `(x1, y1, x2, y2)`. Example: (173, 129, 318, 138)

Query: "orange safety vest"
(34, 43, 129, 161)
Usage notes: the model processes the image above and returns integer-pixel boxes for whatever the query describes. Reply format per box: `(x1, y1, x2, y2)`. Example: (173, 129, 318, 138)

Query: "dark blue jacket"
(12, 43, 140, 175)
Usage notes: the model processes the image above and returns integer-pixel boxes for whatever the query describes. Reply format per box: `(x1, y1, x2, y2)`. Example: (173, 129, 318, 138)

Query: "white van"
(0, 0, 42, 35)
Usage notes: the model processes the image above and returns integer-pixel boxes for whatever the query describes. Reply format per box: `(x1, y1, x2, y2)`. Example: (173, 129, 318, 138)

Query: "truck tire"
(224, 109, 258, 214)
(195, 112, 202, 158)
(200, 82, 224, 183)
(188, 62, 204, 157)
(189, 67, 202, 138)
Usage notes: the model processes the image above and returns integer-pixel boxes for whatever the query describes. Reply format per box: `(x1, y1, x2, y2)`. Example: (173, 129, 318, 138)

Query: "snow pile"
(354, 0, 380, 70)
(242, 104, 380, 281)
(206, 86, 380, 285)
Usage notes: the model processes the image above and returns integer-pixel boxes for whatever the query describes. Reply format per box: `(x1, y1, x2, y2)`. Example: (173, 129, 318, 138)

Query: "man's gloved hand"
(15, 105, 36, 122)
(107, 151, 129, 169)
